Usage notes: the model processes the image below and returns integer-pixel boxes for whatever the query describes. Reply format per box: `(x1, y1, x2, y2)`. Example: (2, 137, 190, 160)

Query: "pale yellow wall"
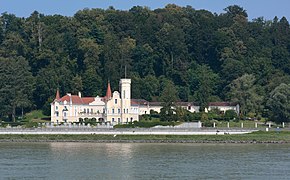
(106, 91, 122, 123)
(139, 105, 162, 114)
(207, 106, 237, 113)
(120, 79, 132, 123)
(180, 105, 200, 113)
(51, 97, 106, 123)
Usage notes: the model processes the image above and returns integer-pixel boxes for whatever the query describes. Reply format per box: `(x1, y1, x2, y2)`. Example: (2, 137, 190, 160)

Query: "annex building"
(51, 78, 239, 124)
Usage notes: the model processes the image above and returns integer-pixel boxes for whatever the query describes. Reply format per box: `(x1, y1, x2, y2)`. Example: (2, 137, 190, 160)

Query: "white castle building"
(51, 78, 239, 124)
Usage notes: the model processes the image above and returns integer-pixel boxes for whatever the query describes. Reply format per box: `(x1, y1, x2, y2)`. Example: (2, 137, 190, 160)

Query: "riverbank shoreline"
(0, 139, 289, 144)
(0, 131, 289, 143)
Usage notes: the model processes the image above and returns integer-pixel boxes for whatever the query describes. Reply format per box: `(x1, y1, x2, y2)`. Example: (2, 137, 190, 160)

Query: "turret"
(55, 89, 60, 101)
(120, 79, 131, 123)
(105, 81, 112, 100)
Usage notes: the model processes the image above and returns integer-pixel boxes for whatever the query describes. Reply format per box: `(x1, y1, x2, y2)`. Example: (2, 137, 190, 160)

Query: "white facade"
(51, 78, 139, 124)
(51, 78, 240, 124)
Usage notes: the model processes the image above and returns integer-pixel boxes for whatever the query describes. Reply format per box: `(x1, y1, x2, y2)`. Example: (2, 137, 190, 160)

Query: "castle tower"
(120, 79, 131, 123)
(105, 81, 112, 101)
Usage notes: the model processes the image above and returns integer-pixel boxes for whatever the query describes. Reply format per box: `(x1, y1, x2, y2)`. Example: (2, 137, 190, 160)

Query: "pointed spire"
(105, 81, 112, 100)
(55, 89, 60, 101)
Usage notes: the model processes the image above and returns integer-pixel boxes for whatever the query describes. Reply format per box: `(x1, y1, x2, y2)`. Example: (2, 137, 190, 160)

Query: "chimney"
(78, 92, 82, 98)
(67, 93, 72, 105)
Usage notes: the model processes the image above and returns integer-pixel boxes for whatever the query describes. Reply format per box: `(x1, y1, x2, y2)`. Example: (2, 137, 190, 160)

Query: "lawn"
(24, 110, 50, 123)
(0, 131, 289, 143)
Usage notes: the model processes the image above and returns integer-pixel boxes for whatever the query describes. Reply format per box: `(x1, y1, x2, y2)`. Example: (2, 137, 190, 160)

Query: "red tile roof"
(175, 102, 199, 106)
(82, 97, 95, 104)
(59, 95, 82, 104)
(58, 95, 96, 105)
(208, 102, 238, 106)
(131, 99, 148, 106)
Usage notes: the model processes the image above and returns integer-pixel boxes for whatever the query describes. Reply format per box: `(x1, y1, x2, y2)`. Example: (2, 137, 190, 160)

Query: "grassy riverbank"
(0, 131, 289, 143)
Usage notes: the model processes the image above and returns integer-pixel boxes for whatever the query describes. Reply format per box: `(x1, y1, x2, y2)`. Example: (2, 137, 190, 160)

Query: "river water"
(0, 143, 289, 179)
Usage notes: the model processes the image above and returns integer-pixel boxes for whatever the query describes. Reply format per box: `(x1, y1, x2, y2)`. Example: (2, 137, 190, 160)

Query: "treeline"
(0, 5, 289, 122)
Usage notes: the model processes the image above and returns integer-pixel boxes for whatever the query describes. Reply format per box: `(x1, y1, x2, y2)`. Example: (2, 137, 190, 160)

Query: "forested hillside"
(0, 5, 289, 122)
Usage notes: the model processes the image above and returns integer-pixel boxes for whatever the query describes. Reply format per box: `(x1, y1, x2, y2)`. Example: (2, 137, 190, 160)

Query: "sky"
(0, 0, 289, 21)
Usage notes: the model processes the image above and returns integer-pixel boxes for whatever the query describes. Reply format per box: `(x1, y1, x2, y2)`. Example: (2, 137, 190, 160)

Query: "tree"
(189, 65, 220, 111)
(227, 74, 263, 118)
(79, 38, 103, 96)
(0, 57, 34, 122)
(160, 80, 178, 121)
(266, 83, 290, 123)
(0, 5, 290, 120)
(224, 110, 237, 121)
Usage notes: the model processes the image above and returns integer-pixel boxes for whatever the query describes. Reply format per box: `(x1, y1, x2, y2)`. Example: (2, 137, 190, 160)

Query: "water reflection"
(48, 143, 135, 179)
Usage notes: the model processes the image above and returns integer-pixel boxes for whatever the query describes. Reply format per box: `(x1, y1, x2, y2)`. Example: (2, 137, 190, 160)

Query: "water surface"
(0, 143, 289, 179)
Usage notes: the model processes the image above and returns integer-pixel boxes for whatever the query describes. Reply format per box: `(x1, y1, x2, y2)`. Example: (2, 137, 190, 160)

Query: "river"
(0, 143, 289, 179)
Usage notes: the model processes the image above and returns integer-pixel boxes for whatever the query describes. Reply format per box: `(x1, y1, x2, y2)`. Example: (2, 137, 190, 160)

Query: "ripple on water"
(0, 143, 289, 179)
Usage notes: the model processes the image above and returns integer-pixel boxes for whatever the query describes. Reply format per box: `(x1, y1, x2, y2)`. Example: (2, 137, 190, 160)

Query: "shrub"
(24, 122, 38, 128)
(224, 110, 237, 121)
(203, 120, 214, 127)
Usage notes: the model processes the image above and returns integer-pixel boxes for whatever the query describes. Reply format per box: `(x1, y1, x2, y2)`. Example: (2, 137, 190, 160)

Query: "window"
(84, 109, 86, 113)
(112, 109, 115, 114)
(145, 111, 147, 114)
(56, 112, 59, 117)
(91, 109, 93, 113)
(87, 108, 89, 114)
(126, 109, 128, 114)
(130, 117, 133, 122)
(123, 90, 125, 99)
(115, 99, 117, 104)
(118, 118, 120, 123)
(124, 109, 126, 113)
(64, 112, 67, 117)
(118, 109, 121, 114)
(188, 106, 191, 110)
(56, 106, 58, 110)
(126, 118, 128, 123)
(112, 118, 115, 122)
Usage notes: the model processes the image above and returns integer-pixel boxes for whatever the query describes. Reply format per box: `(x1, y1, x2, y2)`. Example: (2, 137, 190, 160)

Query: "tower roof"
(105, 81, 112, 100)
(55, 89, 60, 101)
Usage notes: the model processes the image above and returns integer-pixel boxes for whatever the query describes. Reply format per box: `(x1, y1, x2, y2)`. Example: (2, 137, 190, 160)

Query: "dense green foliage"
(0, 5, 289, 122)
(113, 120, 179, 128)
(267, 83, 290, 123)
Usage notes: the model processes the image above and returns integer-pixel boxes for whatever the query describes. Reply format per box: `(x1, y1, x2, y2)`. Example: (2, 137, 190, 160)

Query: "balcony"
(78, 112, 105, 118)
